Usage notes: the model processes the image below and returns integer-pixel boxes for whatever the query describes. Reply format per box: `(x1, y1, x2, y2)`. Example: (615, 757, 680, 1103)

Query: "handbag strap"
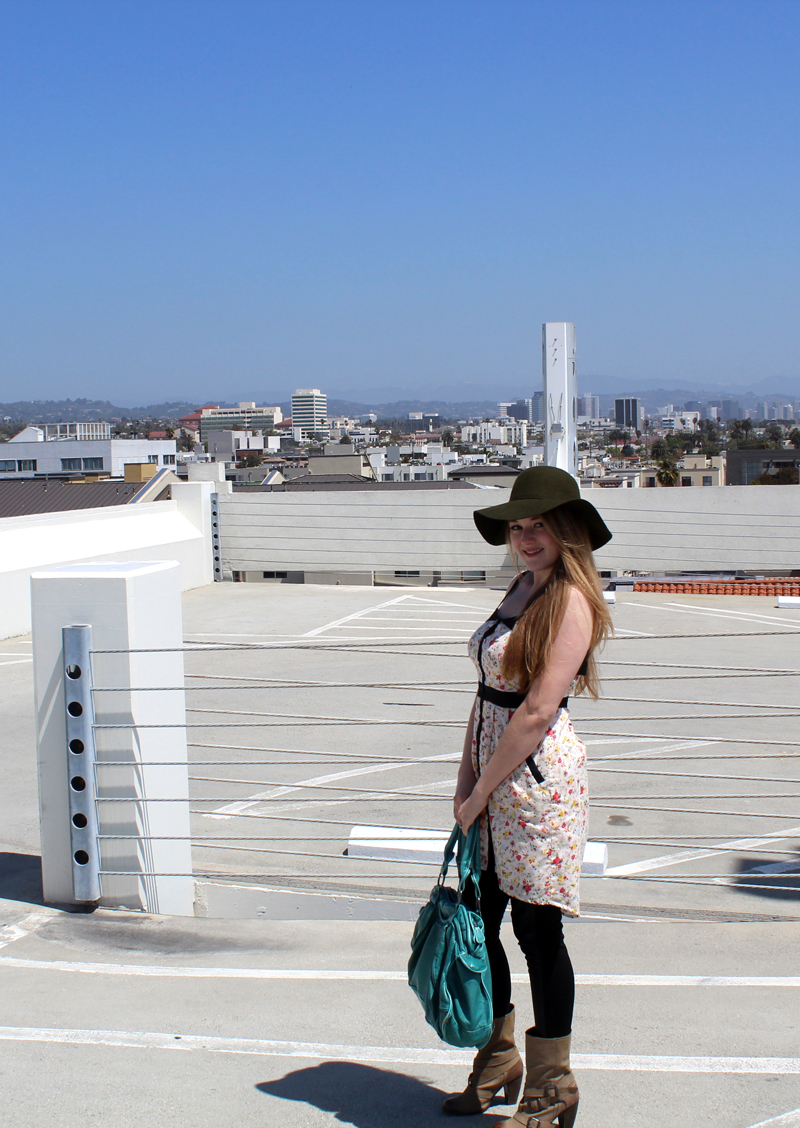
(438, 822, 482, 904)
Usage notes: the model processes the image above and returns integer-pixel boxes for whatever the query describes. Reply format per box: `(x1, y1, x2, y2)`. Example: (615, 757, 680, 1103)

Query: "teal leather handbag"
(407, 822, 494, 1049)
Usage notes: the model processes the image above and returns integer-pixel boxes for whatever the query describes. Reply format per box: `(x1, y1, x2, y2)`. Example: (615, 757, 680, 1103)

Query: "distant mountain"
(0, 398, 203, 422)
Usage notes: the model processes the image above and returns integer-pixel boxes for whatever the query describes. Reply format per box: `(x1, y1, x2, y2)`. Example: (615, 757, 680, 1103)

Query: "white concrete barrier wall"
(31, 561, 194, 916)
(217, 484, 800, 576)
(0, 482, 214, 640)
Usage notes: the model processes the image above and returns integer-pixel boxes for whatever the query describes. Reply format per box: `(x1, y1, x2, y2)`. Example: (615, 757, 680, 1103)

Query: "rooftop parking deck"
(2, 584, 800, 1126)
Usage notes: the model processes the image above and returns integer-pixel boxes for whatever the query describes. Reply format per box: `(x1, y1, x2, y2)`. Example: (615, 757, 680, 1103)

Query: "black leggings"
(462, 845, 575, 1038)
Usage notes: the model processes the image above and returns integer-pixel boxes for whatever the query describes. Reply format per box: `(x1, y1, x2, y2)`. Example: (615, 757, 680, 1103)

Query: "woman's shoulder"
(563, 582, 594, 623)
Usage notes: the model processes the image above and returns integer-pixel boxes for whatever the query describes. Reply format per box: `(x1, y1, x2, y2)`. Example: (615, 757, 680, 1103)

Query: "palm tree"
(655, 458, 679, 486)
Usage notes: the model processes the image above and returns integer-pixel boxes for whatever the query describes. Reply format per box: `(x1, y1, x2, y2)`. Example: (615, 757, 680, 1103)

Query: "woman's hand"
(452, 760, 477, 823)
(456, 787, 488, 834)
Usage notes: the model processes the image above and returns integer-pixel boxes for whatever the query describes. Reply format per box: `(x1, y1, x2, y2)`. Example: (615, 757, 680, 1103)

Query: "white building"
(460, 421, 528, 447)
(197, 403, 283, 442)
(0, 426, 177, 479)
(577, 394, 600, 421)
(659, 411, 700, 433)
(291, 389, 328, 439)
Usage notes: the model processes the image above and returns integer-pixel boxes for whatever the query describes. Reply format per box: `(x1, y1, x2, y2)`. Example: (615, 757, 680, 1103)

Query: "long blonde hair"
(501, 504, 612, 699)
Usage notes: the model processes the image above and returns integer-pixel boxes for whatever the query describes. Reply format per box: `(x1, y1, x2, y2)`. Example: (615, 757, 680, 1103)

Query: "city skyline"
(1, 1, 799, 405)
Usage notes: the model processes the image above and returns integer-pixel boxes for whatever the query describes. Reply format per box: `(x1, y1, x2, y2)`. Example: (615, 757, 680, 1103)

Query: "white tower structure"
(542, 322, 578, 478)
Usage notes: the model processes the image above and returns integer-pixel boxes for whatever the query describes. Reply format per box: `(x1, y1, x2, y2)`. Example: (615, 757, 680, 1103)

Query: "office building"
(504, 399, 537, 423)
(577, 394, 600, 420)
(193, 403, 283, 443)
(615, 397, 644, 432)
(0, 425, 177, 479)
(720, 400, 741, 421)
(291, 389, 328, 439)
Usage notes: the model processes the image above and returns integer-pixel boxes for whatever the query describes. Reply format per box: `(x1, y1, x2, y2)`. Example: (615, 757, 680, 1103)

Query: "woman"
(443, 467, 612, 1128)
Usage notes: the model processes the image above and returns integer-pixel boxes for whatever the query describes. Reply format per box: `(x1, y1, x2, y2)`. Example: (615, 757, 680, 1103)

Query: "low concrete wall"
(587, 484, 800, 573)
(0, 482, 214, 640)
(217, 483, 800, 579)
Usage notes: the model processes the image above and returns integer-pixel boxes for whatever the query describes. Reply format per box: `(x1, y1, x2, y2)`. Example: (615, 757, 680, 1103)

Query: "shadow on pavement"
(733, 853, 800, 902)
(257, 1060, 455, 1125)
(0, 852, 44, 906)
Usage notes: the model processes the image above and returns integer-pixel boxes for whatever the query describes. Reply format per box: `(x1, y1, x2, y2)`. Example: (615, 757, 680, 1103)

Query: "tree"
(789, 429, 800, 449)
(752, 466, 799, 485)
(607, 429, 630, 444)
(765, 423, 784, 445)
(655, 458, 679, 486)
(442, 428, 454, 445)
(650, 438, 667, 461)
(621, 444, 635, 457)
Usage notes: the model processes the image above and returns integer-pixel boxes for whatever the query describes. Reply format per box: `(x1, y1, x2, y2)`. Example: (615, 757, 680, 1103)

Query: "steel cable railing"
(83, 622, 800, 908)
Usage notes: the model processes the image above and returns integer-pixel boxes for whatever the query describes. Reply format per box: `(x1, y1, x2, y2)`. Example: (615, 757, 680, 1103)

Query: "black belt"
(477, 683, 569, 712)
(476, 683, 569, 785)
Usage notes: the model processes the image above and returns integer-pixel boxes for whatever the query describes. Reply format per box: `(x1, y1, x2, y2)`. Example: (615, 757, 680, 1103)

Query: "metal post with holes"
(62, 625, 101, 903)
(211, 492, 222, 580)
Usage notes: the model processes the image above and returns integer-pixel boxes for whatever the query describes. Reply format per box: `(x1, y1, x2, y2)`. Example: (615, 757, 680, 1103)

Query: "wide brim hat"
(473, 466, 612, 550)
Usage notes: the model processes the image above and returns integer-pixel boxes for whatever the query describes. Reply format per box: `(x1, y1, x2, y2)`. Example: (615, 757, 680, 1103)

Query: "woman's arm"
(452, 697, 478, 822)
(456, 587, 593, 832)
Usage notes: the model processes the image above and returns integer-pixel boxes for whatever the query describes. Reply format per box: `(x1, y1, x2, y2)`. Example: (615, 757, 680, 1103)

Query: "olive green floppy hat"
(473, 466, 612, 550)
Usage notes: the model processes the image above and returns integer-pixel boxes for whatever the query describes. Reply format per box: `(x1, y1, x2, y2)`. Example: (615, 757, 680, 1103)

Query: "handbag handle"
(438, 822, 482, 902)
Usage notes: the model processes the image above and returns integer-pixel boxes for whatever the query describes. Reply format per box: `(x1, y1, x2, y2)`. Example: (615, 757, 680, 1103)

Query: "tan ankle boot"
(442, 1007, 524, 1115)
(492, 1029, 579, 1128)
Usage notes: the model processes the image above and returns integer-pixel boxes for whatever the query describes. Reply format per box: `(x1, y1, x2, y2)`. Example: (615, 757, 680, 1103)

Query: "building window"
(0, 460, 16, 471)
(61, 458, 82, 471)
(394, 570, 420, 577)
(162, 454, 176, 465)
(681, 476, 692, 487)
(262, 571, 288, 579)
(702, 475, 713, 486)
(82, 457, 103, 470)
(17, 460, 37, 471)
(232, 571, 242, 582)
(148, 454, 159, 463)
(646, 476, 656, 487)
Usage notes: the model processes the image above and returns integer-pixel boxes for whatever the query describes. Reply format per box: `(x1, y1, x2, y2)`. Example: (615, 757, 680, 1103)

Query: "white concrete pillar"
(31, 561, 194, 916)
(542, 321, 578, 477)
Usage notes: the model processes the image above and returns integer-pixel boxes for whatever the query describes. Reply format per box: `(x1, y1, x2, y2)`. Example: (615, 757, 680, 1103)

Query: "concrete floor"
(1, 584, 800, 1126)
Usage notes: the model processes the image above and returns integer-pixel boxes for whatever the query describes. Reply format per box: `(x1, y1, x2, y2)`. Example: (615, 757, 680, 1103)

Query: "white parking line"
(0, 959, 798, 986)
(0, 913, 52, 951)
(303, 596, 410, 637)
(605, 826, 800, 877)
(0, 1026, 797, 1072)
(210, 750, 461, 816)
(0, 659, 33, 667)
(633, 603, 800, 630)
(591, 739, 717, 761)
(747, 1109, 800, 1128)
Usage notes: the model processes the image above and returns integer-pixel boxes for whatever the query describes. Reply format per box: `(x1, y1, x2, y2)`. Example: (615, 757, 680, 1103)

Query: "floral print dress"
(468, 587, 589, 916)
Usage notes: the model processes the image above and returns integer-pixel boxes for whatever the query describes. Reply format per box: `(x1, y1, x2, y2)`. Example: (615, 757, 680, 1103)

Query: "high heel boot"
(442, 1007, 524, 1115)
(492, 1029, 579, 1128)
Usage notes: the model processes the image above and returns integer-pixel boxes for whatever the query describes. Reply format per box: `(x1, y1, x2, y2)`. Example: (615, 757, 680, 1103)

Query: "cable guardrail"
(58, 616, 800, 912)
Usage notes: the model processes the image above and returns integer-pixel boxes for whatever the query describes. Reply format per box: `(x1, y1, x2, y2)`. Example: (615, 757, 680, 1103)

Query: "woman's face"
(508, 515, 561, 575)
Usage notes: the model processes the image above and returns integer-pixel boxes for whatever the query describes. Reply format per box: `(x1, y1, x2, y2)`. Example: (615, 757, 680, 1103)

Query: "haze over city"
(2, 0, 799, 407)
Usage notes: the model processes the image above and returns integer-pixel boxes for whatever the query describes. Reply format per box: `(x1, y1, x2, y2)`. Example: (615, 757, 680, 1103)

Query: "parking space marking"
(0, 659, 33, 667)
(605, 825, 800, 877)
(0, 913, 52, 950)
(304, 594, 492, 638)
(302, 595, 414, 637)
(210, 749, 461, 816)
(747, 1109, 800, 1128)
(591, 739, 717, 761)
(0, 1026, 796, 1072)
(1, 959, 798, 986)
(628, 602, 800, 630)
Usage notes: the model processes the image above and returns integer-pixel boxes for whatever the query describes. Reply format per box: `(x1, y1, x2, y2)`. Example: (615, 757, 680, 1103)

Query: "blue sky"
(1, 0, 798, 405)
